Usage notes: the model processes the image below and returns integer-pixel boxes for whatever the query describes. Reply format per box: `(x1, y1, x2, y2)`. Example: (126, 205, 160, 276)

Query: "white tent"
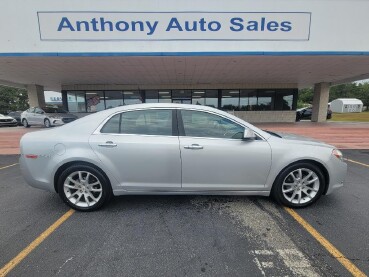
(330, 98, 363, 113)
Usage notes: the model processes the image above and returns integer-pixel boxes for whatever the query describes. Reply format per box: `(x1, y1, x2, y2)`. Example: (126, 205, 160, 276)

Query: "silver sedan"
(20, 104, 347, 211)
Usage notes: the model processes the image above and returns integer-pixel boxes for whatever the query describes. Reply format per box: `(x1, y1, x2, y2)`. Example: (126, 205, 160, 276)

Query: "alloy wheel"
(281, 168, 320, 205)
(63, 171, 103, 208)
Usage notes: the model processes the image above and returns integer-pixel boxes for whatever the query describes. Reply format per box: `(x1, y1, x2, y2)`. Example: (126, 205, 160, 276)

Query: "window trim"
(95, 108, 177, 137)
(93, 107, 266, 140)
(177, 108, 264, 141)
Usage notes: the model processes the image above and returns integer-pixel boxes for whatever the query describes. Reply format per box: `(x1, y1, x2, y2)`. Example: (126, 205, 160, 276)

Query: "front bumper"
(0, 121, 18, 126)
(325, 157, 347, 195)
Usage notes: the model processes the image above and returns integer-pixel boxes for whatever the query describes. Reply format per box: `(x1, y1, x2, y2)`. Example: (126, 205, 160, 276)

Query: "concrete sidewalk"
(0, 121, 369, 155)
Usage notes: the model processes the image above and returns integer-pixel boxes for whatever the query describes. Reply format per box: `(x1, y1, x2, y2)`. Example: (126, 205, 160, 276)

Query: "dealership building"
(1, 0, 369, 122)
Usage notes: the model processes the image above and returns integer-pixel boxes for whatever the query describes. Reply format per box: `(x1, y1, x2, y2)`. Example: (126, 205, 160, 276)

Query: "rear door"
(178, 109, 272, 191)
(89, 108, 181, 191)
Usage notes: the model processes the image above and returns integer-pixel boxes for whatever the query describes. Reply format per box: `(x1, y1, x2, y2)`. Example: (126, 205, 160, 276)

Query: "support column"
(311, 82, 330, 122)
(27, 85, 45, 107)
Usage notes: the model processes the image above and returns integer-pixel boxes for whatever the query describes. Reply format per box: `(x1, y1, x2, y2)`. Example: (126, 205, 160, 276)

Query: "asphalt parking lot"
(0, 150, 368, 276)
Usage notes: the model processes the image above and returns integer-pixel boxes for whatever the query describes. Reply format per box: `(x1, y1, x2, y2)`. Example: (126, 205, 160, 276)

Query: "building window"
(86, 91, 105, 112)
(191, 90, 218, 107)
(221, 90, 239, 110)
(257, 90, 275, 111)
(240, 90, 257, 111)
(105, 91, 123, 109)
(158, 91, 171, 103)
(172, 90, 191, 104)
(67, 91, 86, 112)
(123, 91, 142, 105)
(145, 90, 159, 103)
(275, 89, 294, 110)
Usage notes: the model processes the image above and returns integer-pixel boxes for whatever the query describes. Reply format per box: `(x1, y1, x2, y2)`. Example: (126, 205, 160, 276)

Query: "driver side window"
(181, 110, 244, 139)
(34, 108, 44, 114)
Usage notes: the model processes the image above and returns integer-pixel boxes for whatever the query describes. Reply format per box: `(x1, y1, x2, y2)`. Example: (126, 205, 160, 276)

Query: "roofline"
(2, 51, 369, 57)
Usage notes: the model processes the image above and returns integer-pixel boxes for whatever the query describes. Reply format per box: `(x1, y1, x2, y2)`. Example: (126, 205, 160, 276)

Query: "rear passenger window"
(100, 114, 120, 134)
(100, 109, 173, 136)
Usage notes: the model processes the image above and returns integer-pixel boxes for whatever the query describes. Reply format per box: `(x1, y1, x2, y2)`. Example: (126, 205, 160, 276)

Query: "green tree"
(297, 82, 369, 110)
(297, 87, 313, 108)
(0, 85, 29, 114)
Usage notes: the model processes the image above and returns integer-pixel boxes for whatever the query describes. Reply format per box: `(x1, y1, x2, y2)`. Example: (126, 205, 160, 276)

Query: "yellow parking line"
(285, 207, 366, 277)
(0, 209, 75, 277)
(346, 159, 369, 168)
(0, 163, 18, 170)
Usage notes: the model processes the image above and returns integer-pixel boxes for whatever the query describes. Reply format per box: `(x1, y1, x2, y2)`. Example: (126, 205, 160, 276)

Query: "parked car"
(7, 111, 22, 125)
(20, 103, 347, 211)
(21, 106, 78, 128)
(0, 113, 18, 127)
(296, 106, 332, 121)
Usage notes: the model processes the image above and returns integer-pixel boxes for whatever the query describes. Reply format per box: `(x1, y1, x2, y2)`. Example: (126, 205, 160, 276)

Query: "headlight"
(332, 149, 343, 161)
(49, 116, 60, 119)
(12, 119, 16, 122)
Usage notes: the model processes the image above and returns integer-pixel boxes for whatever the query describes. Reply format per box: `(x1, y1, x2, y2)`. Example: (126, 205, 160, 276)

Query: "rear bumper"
(19, 155, 55, 192)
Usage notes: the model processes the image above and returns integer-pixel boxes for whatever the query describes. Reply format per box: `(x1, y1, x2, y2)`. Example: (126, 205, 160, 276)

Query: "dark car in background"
(296, 106, 332, 121)
(7, 111, 22, 125)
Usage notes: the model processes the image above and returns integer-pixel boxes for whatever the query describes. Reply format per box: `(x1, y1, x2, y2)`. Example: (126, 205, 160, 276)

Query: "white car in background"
(21, 107, 78, 128)
(0, 113, 18, 127)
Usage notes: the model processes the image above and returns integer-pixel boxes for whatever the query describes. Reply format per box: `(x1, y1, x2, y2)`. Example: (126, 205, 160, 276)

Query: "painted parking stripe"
(346, 159, 369, 168)
(285, 207, 366, 277)
(0, 163, 18, 170)
(0, 209, 75, 277)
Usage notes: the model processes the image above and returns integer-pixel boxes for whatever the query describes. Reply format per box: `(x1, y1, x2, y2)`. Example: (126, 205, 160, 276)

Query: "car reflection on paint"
(20, 103, 347, 211)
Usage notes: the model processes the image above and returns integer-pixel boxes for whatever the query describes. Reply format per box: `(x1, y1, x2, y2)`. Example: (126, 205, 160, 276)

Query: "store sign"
(38, 12, 311, 41)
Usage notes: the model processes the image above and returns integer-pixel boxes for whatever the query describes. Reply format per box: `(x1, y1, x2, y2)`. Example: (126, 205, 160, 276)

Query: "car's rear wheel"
(57, 164, 112, 211)
(44, 119, 51, 128)
(272, 162, 325, 208)
(22, 119, 30, 128)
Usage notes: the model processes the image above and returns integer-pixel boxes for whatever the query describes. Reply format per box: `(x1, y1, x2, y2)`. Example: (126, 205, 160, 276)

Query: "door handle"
(98, 141, 117, 147)
(184, 144, 204, 150)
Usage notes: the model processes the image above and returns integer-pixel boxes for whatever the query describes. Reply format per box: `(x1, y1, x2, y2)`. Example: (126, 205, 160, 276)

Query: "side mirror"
(243, 128, 256, 140)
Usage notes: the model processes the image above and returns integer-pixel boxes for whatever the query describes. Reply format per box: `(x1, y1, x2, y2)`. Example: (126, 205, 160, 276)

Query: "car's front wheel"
(272, 162, 325, 208)
(22, 119, 30, 128)
(57, 164, 112, 211)
(44, 119, 51, 128)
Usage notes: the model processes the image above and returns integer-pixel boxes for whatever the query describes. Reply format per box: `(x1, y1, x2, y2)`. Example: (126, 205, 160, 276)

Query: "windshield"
(42, 107, 68, 113)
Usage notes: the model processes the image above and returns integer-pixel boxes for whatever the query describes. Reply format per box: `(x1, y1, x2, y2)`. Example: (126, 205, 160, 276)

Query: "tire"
(271, 162, 325, 208)
(44, 119, 51, 128)
(57, 164, 112, 212)
(22, 119, 30, 128)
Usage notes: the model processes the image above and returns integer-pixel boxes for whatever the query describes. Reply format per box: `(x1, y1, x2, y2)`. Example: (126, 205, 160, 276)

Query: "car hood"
(274, 132, 334, 148)
(45, 113, 77, 118)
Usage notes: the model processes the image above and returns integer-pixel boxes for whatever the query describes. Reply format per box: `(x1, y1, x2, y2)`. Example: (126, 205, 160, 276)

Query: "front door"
(89, 109, 181, 191)
(178, 109, 272, 191)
